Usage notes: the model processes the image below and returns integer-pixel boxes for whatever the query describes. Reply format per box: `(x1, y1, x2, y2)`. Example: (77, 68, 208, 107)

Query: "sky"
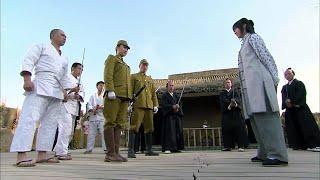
(1, 0, 319, 112)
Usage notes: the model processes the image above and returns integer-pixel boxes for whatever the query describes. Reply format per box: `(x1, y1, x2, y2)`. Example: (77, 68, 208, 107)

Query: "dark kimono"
(219, 89, 248, 149)
(281, 79, 320, 149)
(160, 91, 184, 152)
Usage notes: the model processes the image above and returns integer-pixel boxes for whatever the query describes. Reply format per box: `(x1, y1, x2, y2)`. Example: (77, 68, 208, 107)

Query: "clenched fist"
(23, 80, 34, 92)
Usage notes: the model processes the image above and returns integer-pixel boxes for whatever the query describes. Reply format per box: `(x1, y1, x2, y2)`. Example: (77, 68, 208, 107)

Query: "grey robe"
(238, 33, 280, 119)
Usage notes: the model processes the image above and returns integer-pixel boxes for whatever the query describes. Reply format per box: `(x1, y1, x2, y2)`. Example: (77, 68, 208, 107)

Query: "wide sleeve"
(233, 90, 242, 110)
(219, 91, 230, 112)
(87, 95, 95, 111)
(248, 34, 280, 85)
(78, 83, 85, 100)
(104, 55, 115, 92)
(60, 63, 73, 90)
(21, 44, 42, 76)
(281, 85, 287, 110)
(160, 93, 173, 116)
(291, 81, 307, 107)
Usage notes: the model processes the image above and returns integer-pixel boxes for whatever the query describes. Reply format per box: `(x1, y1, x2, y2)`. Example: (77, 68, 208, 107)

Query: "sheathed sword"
(128, 84, 147, 125)
(129, 85, 146, 107)
(126, 85, 146, 147)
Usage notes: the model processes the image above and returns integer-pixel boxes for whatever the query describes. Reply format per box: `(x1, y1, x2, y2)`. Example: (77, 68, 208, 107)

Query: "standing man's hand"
(71, 86, 80, 93)
(23, 81, 34, 92)
(23, 74, 34, 92)
(74, 94, 81, 101)
(80, 110, 84, 117)
(285, 99, 293, 108)
(107, 91, 116, 100)
(153, 107, 158, 114)
(128, 105, 133, 113)
(63, 90, 68, 102)
(230, 99, 238, 108)
(172, 104, 180, 113)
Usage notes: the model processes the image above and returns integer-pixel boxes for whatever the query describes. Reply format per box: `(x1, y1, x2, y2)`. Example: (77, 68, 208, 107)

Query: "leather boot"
(128, 131, 136, 158)
(104, 128, 122, 162)
(114, 126, 128, 162)
(145, 133, 159, 156)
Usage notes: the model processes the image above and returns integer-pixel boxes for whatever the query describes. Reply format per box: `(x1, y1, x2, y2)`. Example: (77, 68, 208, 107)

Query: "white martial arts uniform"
(10, 43, 72, 152)
(54, 74, 84, 156)
(86, 92, 106, 152)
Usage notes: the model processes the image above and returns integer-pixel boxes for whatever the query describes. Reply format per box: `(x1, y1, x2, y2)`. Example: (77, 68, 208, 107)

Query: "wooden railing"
(119, 128, 222, 148)
(183, 128, 222, 148)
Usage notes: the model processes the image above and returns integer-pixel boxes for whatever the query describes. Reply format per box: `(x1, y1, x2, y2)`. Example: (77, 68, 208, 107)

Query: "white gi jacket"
(87, 92, 104, 121)
(64, 74, 85, 116)
(21, 43, 72, 99)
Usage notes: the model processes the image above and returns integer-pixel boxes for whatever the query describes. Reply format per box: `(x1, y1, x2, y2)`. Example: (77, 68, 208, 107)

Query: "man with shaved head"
(160, 80, 184, 153)
(10, 29, 74, 167)
(281, 68, 320, 152)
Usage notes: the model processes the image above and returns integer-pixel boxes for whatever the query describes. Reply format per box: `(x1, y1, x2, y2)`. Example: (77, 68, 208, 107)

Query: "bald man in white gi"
(10, 29, 74, 167)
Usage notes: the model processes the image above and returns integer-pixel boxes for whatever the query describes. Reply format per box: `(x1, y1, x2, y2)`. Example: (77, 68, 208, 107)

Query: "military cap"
(117, 40, 130, 49)
(139, 59, 149, 66)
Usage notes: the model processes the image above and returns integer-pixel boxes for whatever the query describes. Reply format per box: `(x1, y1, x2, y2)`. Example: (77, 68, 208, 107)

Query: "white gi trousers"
(10, 92, 61, 152)
(54, 107, 76, 156)
(86, 120, 106, 151)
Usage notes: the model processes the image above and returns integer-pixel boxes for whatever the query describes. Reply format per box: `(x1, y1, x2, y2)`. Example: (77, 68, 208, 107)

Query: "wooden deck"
(1, 148, 319, 180)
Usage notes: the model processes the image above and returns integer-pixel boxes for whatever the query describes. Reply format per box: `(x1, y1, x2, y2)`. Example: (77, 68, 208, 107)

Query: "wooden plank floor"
(1, 149, 319, 180)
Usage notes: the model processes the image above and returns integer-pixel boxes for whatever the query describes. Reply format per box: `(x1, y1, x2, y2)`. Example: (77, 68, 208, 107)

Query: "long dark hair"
(233, 18, 255, 33)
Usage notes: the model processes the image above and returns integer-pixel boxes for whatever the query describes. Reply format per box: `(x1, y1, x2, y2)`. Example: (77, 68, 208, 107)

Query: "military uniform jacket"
(131, 72, 159, 109)
(104, 54, 132, 99)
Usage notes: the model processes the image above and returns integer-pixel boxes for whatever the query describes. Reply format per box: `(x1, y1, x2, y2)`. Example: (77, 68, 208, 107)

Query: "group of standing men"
(10, 28, 184, 167)
(10, 29, 185, 167)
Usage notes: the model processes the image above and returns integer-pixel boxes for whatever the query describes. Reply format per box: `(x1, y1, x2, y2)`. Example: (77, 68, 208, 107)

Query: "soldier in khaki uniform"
(128, 59, 159, 158)
(103, 40, 132, 162)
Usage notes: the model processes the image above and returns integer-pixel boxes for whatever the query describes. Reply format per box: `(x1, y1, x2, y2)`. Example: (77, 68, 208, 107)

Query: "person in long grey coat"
(233, 18, 288, 167)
